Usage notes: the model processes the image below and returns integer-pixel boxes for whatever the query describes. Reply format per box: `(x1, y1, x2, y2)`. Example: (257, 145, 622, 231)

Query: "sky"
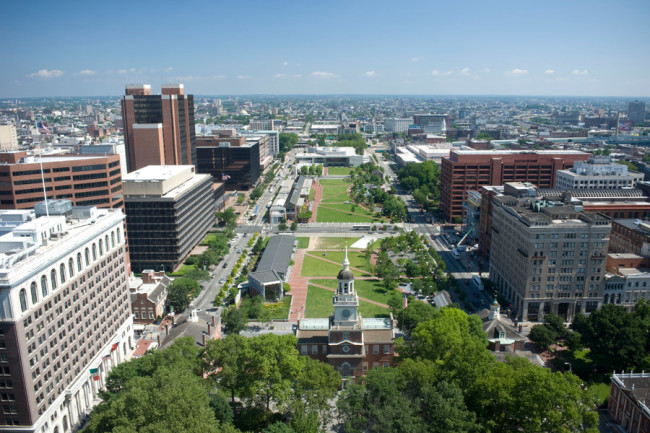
(2, 0, 649, 98)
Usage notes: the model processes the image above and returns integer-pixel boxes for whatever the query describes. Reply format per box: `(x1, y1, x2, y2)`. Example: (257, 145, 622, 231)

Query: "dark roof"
(249, 269, 282, 285)
(337, 269, 355, 280)
(432, 290, 452, 308)
(257, 235, 295, 276)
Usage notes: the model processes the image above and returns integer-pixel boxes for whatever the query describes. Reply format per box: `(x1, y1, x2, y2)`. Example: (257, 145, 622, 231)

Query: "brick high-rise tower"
(120, 84, 196, 173)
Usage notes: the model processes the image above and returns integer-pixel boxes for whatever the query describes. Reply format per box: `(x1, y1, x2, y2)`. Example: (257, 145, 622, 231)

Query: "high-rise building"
(441, 149, 590, 222)
(249, 119, 276, 131)
(383, 118, 411, 133)
(628, 100, 646, 124)
(489, 194, 610, 322)
(195, 136, 261, 190)
(123, 165, 215, 273)
(555, 156, 643, 190)
(0, 125, 18, 151)
(247, 130, 279, 157)
(0, 203, 133, 432)
(413, 114, 448, 134)
(296, 249, 396, 380)
(0, 152, 123, 210)
(120, 84, 196, 172)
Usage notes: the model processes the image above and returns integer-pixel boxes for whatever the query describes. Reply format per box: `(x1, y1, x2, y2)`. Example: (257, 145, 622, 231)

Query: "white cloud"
(28, 69, 63, 78)
(545, 69, 555, 75)
(282, 61, 288, 66)
(212, 74, 226, 79)
(275, 73, 287, 78)
(166, 67, 173, 72)
(117, 69, 128, 74)
(364, 70, 376, 77)
(460, 67, 472, 77)
(482, 68, 491, 73)
(411, 57, 423, 62)
(236, 75, 251, 79)
(76, 69, 96, 76)
(571, 69, 589, 75)
(432, 69, 452, 76)
(505, 68, 528, 76)
(311, 71, 338, 78)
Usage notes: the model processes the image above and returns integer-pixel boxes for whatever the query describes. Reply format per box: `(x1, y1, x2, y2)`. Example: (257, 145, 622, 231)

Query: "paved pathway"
(287, 249, 309, 321)
(309, 181, 323, 223)
(303, 251, 373, 275)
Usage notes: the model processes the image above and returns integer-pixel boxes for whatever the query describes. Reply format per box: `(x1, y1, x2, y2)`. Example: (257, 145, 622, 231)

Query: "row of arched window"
(18, 227, 121, 313)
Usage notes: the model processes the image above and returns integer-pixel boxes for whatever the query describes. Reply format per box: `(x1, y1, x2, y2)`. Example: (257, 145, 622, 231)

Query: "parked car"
(222, 263, 228, 268)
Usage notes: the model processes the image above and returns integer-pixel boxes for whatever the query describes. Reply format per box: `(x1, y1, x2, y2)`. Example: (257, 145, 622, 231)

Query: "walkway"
(287, 249, 309, 321)
(303, 251, 373, 276)
(309, 181, 323, 223)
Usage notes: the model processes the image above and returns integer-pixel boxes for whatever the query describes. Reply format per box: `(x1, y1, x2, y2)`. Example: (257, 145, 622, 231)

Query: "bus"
(472, 275, 484, 291)
(353, 224, 371, 231)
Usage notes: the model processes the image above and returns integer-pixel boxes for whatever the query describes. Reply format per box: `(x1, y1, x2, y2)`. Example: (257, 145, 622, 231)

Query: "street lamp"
(565, 362, 572, 373)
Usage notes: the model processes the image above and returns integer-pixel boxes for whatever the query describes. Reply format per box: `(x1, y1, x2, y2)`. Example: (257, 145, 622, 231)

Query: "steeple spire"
(343, 247, 350, 270)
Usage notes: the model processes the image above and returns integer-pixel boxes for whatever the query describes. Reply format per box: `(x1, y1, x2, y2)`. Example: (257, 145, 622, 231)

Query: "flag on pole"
(111, 343, 118, 352)
(103, 354, 111, 360)
(403, 293, 408, 310)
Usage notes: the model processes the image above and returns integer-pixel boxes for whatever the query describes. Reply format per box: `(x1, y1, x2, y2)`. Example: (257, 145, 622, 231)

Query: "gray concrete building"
(489, 194, 611, 322)
(555, 156, 643, 190)
(123, 165, 215, 273)
(0, 203, 133, 433)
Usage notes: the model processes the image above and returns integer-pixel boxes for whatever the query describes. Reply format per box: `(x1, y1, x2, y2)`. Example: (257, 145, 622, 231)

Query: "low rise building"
(129, 270, 172, 325)
(555, 156, 643, 190)
(248, 235, 295, 300)
(295, 146, 364, 167)
(296, 250, 396, 381)
(609, 219, 650, 257)
(608, 372, 650, 432)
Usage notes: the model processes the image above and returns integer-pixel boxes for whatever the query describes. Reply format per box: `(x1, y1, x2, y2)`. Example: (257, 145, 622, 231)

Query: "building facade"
(295, 250, 395, 381)
(0, 205, 133, 433)
(609, 219, 650, 257)
(129, 270, 171, 324)
(195, 137, 261, 190)
(489, 195, 610, 321)
(0, 126, 18, 151)
(123, 165, 215, 273)
(383, 118, 412, 133)
(295, 147, 364, 167)
(120, 84, 196, 173)
(0, 152, 123, 211)
(628, 100, 647, 124)
(555, 157, 643, 190)
(441, 149, 590, 222)
(608, 372, 650, 432)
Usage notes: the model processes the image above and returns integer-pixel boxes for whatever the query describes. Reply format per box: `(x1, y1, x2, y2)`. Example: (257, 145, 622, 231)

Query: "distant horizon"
(2, 93, 649, 101)
(2, 0, 648, 98)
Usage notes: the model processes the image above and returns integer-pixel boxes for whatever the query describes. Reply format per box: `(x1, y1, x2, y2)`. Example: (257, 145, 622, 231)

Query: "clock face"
(342, 309, 351, 319)
(342, 344, 350, 353)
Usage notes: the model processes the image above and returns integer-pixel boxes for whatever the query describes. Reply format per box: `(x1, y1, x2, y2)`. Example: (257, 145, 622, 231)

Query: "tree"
(204, 335, 254, 403)
(223, 307, 247, 335)
(263, 423, 295, 433)
(528, 324, 556, 352)
(397, 302, 440, 336)
(543, 312, 567, 339)
(278, 222, 287, 231)
(290, 221, 298, 231)
(209, 391, 234, 424)
(252, 237, 265, 254)
(279, 133, 299, 151)
(475, 132, 493, 140)
(167, 278, 201, 313)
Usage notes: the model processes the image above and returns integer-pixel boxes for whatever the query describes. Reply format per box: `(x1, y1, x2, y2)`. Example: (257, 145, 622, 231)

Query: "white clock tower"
(332, 248, 360, 326)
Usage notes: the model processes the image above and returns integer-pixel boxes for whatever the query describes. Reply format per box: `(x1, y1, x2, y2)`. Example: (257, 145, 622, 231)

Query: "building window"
(117, 228, 121, 244)
(312, 345, 318, 354)
(111, 232, 115, 249)
(30, 282, 38, 304)
(383, 345, 390, 354)
(373, 345, 379, 354)
(99, 239, 103, 256)
(59, 264, 66, 284)
(133, 312, 139, 319)
(68, 258, 74, 278)
(50, 269, 57, 290)
(84, 248, 90, 266)
(19, 289, 27, 312)
(77, 253, 82, 272)
(41, 276, 48, 297)
(92, 244, 97, 261)
(300, 345, 307, 355)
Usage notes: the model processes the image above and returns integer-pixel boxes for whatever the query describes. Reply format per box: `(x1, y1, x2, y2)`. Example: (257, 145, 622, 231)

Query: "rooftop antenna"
(39, 151, 50, 218)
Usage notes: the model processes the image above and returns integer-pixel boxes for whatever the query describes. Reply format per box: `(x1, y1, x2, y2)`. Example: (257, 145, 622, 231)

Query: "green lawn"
(305, 285, 389, 319)
(265, 296, 291, 320)
(327, 167, 351, 176)
(319, 179, 351, 203)
(310, 278, 397, 306)
(310, 250, 372, 273)
(322, 203, 377, 217)
(315, 237, 362, 249)
(589, 381, 610, 406)
(316, 206, 379, 223)
(295, 237, 310, 249)
(171, 263, 197, 276)
(308, 187, 315, 202)
(301, 254, 366, 277)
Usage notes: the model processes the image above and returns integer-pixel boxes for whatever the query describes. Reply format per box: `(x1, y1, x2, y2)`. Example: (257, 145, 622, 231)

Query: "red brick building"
(295, 250, 395, 381)
(440, 149, 590, 222)
(0, 151, 123, 210)
(609, 372, 650, 432)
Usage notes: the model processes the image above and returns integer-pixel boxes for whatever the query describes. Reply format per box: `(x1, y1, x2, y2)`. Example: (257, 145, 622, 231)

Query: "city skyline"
(2, 0, 649, 98)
